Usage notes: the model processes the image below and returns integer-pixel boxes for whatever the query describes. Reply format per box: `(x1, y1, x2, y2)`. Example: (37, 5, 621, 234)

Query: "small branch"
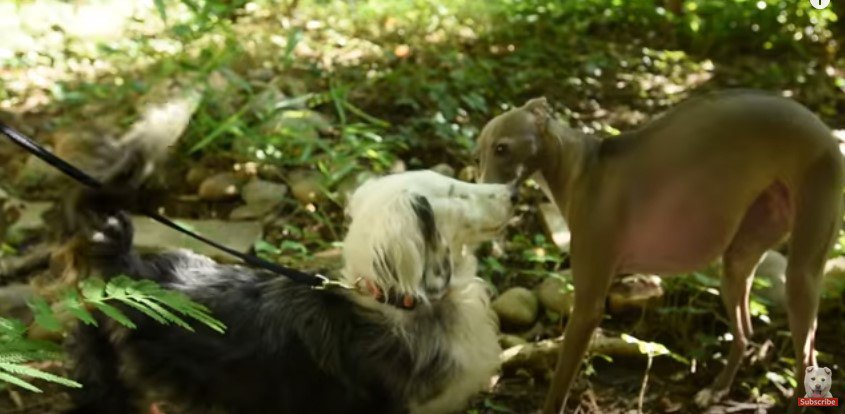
(0, 244, 51, 285)
(637, 353, 654, 414)
(501, 334, 643, 378)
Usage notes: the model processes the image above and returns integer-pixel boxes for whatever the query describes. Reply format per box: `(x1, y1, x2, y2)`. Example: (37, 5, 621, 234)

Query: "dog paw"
(694, 387, 728, 407)
(87, 216, 122, 242)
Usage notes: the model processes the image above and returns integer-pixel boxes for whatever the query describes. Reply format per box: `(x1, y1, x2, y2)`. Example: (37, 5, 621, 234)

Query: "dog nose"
(509, 187, 519, 204)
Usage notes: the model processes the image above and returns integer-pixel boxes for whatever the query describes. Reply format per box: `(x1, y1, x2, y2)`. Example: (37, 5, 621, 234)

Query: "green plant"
(0, 276, 225, 392)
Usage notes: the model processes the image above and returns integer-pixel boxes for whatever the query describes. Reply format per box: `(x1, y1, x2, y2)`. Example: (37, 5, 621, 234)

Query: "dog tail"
(55, 87, 201, 285)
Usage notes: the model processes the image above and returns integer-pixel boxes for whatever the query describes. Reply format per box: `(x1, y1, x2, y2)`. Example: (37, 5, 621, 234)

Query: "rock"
(336, 171, 377, 204)
(458, 166, 477, 182)
(499, 334, 528, 350)
(538, 203, 571, 253)
(535, 275, 574, 317)
(500, 335, 643, 379)
(0, 283, 35, 322)
(313, 248, 342, 259)
(4, 201, 52, 245)
(288, 170, 324, 205)
(492, 287, 539, 331)
(229, 202, 278, 220)
(823, 257, 845, 299)
(15, 154, 62, 191)
(208, 70, 231, 94)
(607, 274, 664, 314)
(430, 163, 455, 178)
(0, 244, 51, 281)
(248, 85, 285, 115)
(130, 216, 262, 260)
(261, 109, 332, 139)
(198, 172, 241, 201)
(186, 166, 214, 189)
(257, 164, 286, 182)
(241, 179, 288, 206)
(390, 159, 406, 174)
(754, 250, 787, 309)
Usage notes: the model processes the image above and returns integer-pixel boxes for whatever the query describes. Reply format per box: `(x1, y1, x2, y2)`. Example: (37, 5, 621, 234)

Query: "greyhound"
(475, 90, 844, 413)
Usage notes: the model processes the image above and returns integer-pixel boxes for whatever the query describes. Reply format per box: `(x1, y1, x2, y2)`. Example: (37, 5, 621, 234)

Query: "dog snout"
(509, 186, 519, 204)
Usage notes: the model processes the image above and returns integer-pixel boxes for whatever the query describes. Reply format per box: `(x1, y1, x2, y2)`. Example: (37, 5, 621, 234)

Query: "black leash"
(0, 122, 348, 290)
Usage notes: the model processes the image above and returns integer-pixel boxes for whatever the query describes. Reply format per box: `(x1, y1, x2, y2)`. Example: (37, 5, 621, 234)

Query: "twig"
(0, 244, 51, 284)
(637, 352, 654, 414)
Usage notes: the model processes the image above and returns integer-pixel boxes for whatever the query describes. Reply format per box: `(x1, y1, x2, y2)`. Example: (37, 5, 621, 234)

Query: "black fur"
(63, 206, 468, 414)
(410, 194, 452, 297)
(411, 194, 438, 248)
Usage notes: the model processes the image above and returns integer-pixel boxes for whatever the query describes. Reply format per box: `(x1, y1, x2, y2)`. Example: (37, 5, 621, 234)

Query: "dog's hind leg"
(785, 153, 844, 401)
(64, 324, 138, 414)
(694, 183, 790, 406)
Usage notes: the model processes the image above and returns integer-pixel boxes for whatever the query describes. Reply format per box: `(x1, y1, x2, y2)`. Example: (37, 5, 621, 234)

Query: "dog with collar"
(475, 91, 844, 413)
(62, 169, 511, 414)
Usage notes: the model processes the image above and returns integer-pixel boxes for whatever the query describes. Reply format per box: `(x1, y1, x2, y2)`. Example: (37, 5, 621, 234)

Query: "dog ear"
(522, 97, 555, 143)
(807, 366, 816, 373)
(824, 367, 832, 375)
(523, 97, 552, 121)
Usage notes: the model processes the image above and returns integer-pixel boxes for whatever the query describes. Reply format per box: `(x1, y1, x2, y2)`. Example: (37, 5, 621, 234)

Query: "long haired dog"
(64, 168, 511, 414)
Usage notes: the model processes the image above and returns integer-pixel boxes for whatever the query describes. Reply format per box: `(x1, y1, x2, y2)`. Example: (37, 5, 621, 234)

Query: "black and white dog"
(63, 169, 511, 414)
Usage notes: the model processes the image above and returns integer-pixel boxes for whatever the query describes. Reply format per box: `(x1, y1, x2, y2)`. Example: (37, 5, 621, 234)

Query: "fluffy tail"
(53, 86, 201, 287)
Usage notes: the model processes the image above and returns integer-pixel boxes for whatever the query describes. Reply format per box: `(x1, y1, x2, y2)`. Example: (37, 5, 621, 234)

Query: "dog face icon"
(805, 366, 833, 398)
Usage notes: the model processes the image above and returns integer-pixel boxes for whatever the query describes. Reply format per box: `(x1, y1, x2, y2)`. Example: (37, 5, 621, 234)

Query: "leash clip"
(312, 274, 354, 290)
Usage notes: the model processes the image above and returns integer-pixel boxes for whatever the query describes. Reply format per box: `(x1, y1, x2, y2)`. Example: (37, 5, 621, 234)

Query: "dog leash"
(0, 122, 350, 291)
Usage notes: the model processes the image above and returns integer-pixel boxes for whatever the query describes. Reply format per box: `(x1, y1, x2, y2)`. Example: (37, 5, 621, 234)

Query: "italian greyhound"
(475, 90, 844, 413)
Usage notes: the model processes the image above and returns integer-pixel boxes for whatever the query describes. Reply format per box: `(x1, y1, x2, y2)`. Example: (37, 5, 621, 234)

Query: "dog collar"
(355, 278, 419, 310)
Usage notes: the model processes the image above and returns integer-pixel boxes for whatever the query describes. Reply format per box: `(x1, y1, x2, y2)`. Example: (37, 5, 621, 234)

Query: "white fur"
(344, 170, 511, 413)
(343, 170, 513, 296)
(410, 276, 501, 414)
(805, 366, 834, 398)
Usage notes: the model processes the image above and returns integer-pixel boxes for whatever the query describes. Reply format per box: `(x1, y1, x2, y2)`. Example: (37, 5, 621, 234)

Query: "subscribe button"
(799, 398, 839, 407)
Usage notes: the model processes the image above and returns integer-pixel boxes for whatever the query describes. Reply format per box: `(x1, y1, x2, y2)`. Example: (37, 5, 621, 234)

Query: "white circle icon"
(810, 0, 830, 9)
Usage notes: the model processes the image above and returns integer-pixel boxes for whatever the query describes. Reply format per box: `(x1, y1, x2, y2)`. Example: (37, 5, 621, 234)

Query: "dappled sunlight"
(1, 0, 845, 412)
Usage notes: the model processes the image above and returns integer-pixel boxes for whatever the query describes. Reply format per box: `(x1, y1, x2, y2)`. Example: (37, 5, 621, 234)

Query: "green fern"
(1, 276, 226, 392)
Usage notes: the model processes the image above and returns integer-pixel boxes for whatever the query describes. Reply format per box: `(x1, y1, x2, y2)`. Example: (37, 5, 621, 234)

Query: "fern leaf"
(90, 302, 135, 329)
(80, 278, 106, 301)
(117, 298, 168, 325)
(0, 371, 42, 393)
(130, 297, 194, 332)
(182, 309, 226, 334)
(0, 353, 27, 364)
(105, 276, 134, 297)
(0, 362, 81, 388)
(0, 317, 27, 339)
(61, 290, 97, 326)
(144, 289, 225, 333)
(27, 297, 61, 333)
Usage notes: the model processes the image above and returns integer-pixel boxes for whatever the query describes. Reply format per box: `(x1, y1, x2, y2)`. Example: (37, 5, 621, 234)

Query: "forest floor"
(2, 1, 845, 413)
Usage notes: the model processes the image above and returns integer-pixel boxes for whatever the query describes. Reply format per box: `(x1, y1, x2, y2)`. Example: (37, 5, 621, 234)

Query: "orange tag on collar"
(402, 295, 415, 308)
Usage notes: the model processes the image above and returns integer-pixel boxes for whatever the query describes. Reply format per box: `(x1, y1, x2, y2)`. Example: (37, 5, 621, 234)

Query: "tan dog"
(475, 90, 844, 413)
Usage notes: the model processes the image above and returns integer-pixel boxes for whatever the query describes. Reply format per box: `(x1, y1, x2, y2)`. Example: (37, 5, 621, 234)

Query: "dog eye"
(812, 377, 816, 381)
(494, 143, 508, 155)
(822, 378, 826, 381)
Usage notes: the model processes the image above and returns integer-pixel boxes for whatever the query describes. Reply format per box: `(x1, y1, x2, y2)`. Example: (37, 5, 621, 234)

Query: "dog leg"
(694, 248, 763, 406)
(696, 185, 791, 406)
(542, 243, 616, 414)
(785, 155, 843, 405)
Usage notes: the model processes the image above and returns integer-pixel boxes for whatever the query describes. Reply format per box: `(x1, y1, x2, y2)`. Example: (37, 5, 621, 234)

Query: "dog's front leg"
(542, 233, 618, 414)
